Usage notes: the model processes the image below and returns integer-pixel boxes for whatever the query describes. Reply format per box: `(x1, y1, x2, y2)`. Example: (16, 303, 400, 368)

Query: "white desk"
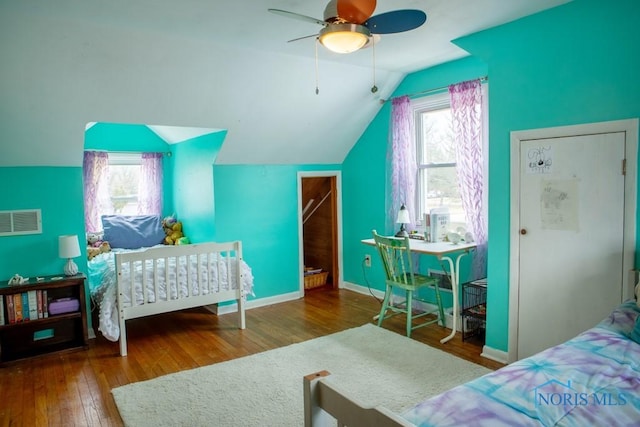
(361, 238, 476, 344)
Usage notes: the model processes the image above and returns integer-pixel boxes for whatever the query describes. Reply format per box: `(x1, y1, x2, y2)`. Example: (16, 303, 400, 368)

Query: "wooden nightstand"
(0, 274, 88, 364)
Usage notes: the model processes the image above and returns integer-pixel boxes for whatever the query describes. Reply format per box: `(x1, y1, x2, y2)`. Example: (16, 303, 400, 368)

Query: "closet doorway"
(298, 171, 342, 295)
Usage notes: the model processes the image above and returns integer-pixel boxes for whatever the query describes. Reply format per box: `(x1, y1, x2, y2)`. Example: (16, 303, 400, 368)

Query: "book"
(43, 289, 48, 318)
(28, 290, 38, 321)
(14, 293, 23, 322)
(423, 213, 432, 242)
(430, 207, 450, 243)
(21, 292, 30, 321)
(0, 296, 4, 326)
(6, 295, 15, 324)
(37, 289, 43, 319)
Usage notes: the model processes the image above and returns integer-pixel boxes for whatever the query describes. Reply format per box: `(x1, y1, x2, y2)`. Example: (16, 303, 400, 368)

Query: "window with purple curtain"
(389, 96, 417, 232)
(138, 152, 163, 216)
(83, 151, 112, 233)
(449, 79, 487, 280)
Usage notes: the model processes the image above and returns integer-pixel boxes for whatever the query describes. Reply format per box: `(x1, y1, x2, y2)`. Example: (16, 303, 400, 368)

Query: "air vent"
(0, 209, 42, 236)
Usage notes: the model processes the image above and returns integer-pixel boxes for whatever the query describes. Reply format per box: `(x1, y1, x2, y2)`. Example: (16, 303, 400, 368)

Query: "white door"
(515, 132, 626, 360)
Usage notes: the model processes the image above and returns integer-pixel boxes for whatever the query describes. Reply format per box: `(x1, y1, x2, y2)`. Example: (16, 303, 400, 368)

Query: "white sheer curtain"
(83, 151, 112, 233)
(138, 152, 163, 216)
(388, 95, 417, 232)
(449, 79, 487, 279)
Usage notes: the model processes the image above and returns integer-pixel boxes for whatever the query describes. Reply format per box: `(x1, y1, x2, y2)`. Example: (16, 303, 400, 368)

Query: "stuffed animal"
(87, 241, 111, 260)
(176, 236, 190, 245)
(162, 215, 177, 229)
(162, 215, 187, 245)
(86, 232, 103, 248)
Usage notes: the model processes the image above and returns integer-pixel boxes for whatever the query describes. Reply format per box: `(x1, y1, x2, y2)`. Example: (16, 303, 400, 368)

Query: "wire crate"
(462, 279, 487, 341)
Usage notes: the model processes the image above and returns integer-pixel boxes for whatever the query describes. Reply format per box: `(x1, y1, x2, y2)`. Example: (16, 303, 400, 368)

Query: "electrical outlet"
(364, 254, 371, 267)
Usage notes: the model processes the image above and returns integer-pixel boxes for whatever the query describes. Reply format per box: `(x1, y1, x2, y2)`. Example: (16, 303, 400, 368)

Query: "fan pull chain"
(315, 39, 320, 95)
(371, 37, 378, 94)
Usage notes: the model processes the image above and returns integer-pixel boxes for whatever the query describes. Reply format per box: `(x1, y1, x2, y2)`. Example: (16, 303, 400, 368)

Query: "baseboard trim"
(342, 281, 385, 299)
(342, 281, 461, 331)
(206, 291, 303, 315)
(481, 345, 508, 364)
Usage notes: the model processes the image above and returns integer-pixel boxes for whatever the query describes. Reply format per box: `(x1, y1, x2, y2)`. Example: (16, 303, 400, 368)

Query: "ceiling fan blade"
(364, 10, 427, 34)
(268, 9, 325, 26)
(336, 0, 377, 24)
(287, 34, 319, 43)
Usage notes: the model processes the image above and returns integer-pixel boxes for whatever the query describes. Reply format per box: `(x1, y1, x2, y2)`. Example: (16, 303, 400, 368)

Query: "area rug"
(112, 324, 492, 426)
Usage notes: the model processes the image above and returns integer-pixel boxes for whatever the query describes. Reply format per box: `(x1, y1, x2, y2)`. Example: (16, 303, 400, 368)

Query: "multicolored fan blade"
(336, 0, 377, 24)
(364, 9, 427, 34)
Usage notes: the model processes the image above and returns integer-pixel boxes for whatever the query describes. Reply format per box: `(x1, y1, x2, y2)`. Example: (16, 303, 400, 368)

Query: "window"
(107, 153, 143, 215)
(413, 93, 466, 230)
(83, 151, 163, 233)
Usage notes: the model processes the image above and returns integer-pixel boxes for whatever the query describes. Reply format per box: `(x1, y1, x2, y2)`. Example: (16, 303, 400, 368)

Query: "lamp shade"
(396, 205, 411, 224)
(59, 234, 81, 259)
(319, 23, 370, 54)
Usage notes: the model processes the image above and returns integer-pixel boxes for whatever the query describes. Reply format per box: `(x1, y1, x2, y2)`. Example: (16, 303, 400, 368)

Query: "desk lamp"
(395, 205, 410, 237)
(59, 234, 81, 276)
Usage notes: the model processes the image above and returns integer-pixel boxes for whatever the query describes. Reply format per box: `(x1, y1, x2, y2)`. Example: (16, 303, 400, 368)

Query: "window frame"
(412, 92, 459, 225)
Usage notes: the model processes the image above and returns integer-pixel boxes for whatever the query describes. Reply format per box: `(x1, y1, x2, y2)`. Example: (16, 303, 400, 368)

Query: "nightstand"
(0, 274, 88, 364)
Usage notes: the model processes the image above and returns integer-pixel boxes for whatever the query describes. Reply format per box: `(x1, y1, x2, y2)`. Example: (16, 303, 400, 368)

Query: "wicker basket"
(304, 271, 329, 289)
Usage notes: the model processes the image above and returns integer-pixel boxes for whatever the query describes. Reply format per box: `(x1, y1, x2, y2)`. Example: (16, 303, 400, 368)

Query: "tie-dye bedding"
(87, 248, 254, 342)
(402, 300, 640, 426)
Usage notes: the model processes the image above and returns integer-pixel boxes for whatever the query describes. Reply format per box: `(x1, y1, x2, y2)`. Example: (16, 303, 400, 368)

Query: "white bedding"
(88, 247, 254, 342)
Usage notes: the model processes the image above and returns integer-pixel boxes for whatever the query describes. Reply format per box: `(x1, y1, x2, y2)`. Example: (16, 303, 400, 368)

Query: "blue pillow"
(102, 215, 165, 249)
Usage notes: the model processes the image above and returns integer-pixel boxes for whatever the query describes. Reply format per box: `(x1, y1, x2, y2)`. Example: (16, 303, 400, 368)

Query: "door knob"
(520, 229, 527, 235)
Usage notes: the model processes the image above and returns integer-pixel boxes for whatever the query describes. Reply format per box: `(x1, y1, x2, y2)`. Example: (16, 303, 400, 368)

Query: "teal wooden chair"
(372, 230, 445, 337)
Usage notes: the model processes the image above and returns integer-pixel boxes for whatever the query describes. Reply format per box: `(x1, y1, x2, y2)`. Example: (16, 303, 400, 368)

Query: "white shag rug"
(112, 324, 492, 426)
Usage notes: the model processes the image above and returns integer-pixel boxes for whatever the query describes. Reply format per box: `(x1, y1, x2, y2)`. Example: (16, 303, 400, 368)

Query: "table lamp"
(395, 204, 410, 237)
(59, 234, 81, 276)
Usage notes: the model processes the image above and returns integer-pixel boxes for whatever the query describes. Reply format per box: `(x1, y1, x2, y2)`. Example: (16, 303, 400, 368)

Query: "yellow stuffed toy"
(162, 215, 186, 245)
(87, 241, 111, 260)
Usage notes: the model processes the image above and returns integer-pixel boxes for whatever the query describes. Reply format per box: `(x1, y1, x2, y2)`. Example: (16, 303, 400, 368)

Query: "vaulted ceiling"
(0, 0, 570, 167)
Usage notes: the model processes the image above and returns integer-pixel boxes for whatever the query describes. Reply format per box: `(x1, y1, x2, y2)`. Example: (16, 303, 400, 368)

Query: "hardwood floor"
(0, 288, 504, 426)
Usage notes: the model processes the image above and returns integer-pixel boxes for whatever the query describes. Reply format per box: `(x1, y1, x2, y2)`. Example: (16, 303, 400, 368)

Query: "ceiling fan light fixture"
(319, 23, 371, 54)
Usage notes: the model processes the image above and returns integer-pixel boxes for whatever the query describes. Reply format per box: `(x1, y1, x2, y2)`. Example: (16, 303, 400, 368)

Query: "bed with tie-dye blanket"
(304, 300, 640, 427)
(402, 300, 640, 426)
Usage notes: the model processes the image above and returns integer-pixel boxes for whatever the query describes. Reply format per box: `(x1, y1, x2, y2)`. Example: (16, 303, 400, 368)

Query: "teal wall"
(84, 123, 169, 152)
(0, 167, 85, 280)
(343, 0, 640, 353)
(213, 164, 340, 300)
(171, 131, 226, 243)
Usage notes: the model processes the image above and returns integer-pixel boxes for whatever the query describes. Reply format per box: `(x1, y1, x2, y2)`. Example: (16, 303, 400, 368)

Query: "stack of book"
(0, 290, 48, 325)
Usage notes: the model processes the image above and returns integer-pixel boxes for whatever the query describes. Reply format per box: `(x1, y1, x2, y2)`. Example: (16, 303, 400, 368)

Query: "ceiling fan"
(268, 0, 427, 54)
